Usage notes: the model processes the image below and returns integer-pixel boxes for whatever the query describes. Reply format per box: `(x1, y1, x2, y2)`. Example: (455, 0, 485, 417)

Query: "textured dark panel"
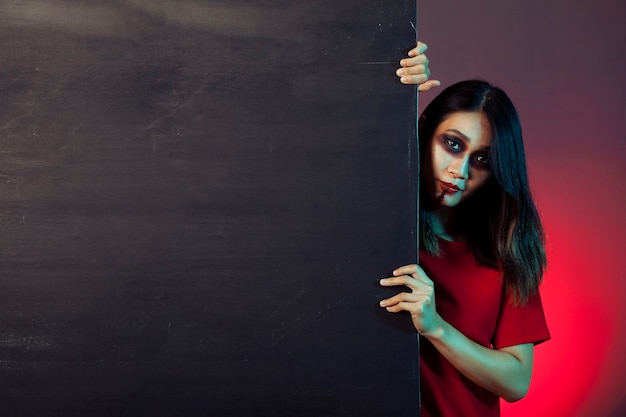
(0, 1, 419, 415)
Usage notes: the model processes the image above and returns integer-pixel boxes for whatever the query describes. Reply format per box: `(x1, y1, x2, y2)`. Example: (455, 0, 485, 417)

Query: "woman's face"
(425, 111, 493, 207)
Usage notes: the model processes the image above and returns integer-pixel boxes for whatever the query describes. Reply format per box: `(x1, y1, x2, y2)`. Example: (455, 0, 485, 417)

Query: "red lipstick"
(439, 180, 460, 194)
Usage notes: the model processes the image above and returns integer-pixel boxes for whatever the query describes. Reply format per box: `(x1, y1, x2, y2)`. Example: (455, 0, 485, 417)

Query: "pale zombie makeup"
(425, 111, 493, 207)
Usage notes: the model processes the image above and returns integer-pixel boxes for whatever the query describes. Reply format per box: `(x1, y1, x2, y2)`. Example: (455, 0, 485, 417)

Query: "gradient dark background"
(418, 1, 626, 416)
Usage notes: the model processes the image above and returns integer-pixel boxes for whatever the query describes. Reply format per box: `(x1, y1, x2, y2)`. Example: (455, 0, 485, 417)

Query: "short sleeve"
(491, 291, 551, 349)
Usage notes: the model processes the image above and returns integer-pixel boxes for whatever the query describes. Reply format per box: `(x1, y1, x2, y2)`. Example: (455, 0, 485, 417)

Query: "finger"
(379, 291, 421, 308)
(393, 264, 434, 286)
(400, 74, 425, 85)
(382, 296, 431, 314)
(408, 41, 428, 57)
(380, 292, 433, 313)
(392, 264, 419, 276)
(384, 302, 412, 313)
(397, 62, 428, 78)
(396, 65, 430, 82)
(380, 275, 431, 295)
(397, 68, 431, 85)
(379, 274, 417, 288)
(384, 301, 425, 314)
(418, 80, 442, 92)
(380, 275, 417, 287)
(399, 54, 428, 68)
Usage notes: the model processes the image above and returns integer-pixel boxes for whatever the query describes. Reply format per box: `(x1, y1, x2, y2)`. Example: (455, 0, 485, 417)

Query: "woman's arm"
(425, 322, 533, 402)
(379, 264, 534, 402)
(397, 42, 441, 91)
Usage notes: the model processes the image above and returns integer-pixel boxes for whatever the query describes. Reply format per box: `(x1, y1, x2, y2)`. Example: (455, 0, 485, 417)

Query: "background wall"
(418, 1, 626, 416)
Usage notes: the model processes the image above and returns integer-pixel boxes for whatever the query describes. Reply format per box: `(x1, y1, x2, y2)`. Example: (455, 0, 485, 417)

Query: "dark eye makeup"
(442, 135, 463, 153)
(473, 152, 490, 169)
(438, 134, 491, 170)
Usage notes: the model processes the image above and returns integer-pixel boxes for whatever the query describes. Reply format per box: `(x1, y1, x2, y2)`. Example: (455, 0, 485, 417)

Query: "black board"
(0, 1, 419, 415)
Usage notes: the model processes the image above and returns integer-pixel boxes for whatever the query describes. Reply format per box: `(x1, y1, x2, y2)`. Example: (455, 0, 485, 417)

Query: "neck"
(430, 205, 462, 242)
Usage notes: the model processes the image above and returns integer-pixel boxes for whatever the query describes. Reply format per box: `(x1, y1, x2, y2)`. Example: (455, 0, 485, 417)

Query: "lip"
(439, 180, 462, 193)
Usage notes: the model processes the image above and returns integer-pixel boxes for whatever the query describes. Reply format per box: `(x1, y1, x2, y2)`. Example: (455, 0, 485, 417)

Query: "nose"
(449, 156, 470, 180)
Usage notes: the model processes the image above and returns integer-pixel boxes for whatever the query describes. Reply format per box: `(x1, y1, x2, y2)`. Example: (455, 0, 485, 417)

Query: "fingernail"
(379, 278, 387, 285)
(379, 300, 387, 307)
(396, 68, 404, 76)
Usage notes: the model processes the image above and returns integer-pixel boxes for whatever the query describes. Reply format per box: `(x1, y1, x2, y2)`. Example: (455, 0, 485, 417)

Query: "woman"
(381, 44, 550, 417)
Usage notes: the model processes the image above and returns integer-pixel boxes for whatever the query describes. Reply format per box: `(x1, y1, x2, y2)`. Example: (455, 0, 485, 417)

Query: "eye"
(473, 152, 490, 168)
(442, 135, 462, 153)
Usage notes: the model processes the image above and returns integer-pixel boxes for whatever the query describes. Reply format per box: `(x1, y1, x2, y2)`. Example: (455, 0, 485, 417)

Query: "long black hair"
(419, 80, 546, 305)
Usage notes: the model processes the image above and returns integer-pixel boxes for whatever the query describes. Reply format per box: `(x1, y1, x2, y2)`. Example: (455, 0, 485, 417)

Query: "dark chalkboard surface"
(0, 1, 419, 415)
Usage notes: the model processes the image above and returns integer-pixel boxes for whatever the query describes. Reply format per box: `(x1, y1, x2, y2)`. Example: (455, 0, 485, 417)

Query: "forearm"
(424, 317, 534, 402)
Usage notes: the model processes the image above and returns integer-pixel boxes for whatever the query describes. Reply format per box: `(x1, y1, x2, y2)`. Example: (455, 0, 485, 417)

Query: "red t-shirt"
(418, 238, 550, 417)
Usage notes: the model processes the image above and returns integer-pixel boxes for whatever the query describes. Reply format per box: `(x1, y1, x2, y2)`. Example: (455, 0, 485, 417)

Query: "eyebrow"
(445, 129, 469, 141)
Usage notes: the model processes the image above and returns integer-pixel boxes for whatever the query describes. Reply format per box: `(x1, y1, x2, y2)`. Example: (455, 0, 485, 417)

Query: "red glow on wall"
(502, 178, 625, 417)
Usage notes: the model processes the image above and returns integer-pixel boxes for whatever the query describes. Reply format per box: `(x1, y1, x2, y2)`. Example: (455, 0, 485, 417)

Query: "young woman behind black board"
(383, 43, 550, 417)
